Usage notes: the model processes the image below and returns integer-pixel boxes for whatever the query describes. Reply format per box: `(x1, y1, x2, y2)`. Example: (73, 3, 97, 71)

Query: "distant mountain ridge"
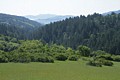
(0, 13, 42, 39)
(102, 10, 120, 15)
(25, 14, 73, 24)
(0, 13, 42, 29)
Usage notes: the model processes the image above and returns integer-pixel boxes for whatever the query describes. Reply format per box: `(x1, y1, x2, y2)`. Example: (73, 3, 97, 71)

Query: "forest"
(0, 35, 120, 67)
(0, 13, 120, 67)
(33, 13, 120, 55)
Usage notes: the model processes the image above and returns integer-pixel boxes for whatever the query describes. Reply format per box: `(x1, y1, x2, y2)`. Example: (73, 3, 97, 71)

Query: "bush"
(13, 52, 31, 63)
(102, 60, 113, 66)
(69, 55, 78, 61)
(0, 51, 9, 63)
(55, 54, 68, 61)
(38, 56, 54, 63)
(112, 56, 120, 62)
(97, 58, 113, 66)
(77, 45, 91, 57)
(0, 56, 9, 63)
(87, 57, 114, 67)
(87, 60, 102, 67)
(91, 50, 106, 57)
(98, 55, 113, 61)
(30, 55, 38, 62)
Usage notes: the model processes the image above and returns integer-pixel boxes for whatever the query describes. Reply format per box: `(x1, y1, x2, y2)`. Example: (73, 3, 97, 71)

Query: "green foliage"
(38, 56, 54, 63)
(55, 54, 68, 61)
(68, 55, 78, 61)
(91, 50, 106, 56)
(0, 13, 41, 39)
(0, 50, 9, 63)
(91, 50, 114, 61)
(66, 47, 75, 56)
(34, 13, 120, 55)
(88, 57, 114, 67)
(82, 57, 90, 61)
(0, 35, 119, 65)
(77, 45, 91, 57)
(112, 55, 120, 62)
(102, 60, 113, 66)
(0, 35, 19, 52)
(88, 60, 102, 67)
(12, 52, 31, 63)
(50, 44, 66, 54)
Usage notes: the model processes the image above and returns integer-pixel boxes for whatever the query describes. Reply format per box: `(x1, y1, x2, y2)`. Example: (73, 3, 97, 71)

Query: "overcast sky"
(0, 0, 120, 16)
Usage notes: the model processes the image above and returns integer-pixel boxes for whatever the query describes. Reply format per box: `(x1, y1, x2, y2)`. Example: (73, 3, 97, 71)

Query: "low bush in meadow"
(55, 54, 68, 61)
(69, 55, 78, 61)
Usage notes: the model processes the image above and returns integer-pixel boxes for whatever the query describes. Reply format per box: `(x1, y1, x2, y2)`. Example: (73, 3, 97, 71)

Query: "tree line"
(0, 35, 120, 67)
(0, 13, 120, 55)
(32, 13, 120, 55)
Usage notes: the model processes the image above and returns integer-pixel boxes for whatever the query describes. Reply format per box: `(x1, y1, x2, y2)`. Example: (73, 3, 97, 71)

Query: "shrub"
(87, 60, 102, 67)
(38, 56, 54, 63)
(87, 57, 114, 67)
(0, 51, 9, 63)
(69, 55, 78, 61)
(112, 56, 120, 62)
(55, 54, 68, 61)
(82, 57, 90, 61)
(91, 50, 106, 57)
(102, 60, 113, 66)
(97, 58, 113, 66)
(98, 55, 113, 61)
(0, 56, 9, 63)
(18, 57, 31, 63)
(77, 45, 91, 57)
(13, 52, 31, 63)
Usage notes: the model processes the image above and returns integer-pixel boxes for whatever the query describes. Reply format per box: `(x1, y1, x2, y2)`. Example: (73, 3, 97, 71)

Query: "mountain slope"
(0, 13, 42, 39)
(0, 13, 42, 30)
(25, 14, 73, 24)
(33, 13, 120, 55)
(103, 10, 120, 15)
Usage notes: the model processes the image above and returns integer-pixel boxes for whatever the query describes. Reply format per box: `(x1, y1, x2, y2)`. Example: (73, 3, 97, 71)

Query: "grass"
(0, 60, 120, 80)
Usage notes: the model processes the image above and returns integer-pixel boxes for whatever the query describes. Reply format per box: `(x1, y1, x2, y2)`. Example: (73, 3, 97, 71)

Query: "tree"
(0, 50, 9, 63)
(55, 53, 68, 61)
(77, 45, 91, 57)
(68, 55, 78, 61)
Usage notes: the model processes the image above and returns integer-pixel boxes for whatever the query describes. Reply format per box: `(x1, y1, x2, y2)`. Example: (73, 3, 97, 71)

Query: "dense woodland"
(0, 13, 120, 67)
(34, 13, 120, 55)
(0, 35, 120, 67)
(0, 13, 42, 39)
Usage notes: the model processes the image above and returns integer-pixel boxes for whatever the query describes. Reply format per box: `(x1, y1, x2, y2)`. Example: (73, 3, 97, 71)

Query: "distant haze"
(0, 0, 120, 16)
(25, 14, 73, 24)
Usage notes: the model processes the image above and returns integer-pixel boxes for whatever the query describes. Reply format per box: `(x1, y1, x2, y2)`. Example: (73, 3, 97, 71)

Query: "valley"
(0, 9, 120, 80)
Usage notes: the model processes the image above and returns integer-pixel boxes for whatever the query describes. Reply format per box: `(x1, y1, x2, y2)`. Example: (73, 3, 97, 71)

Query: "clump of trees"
(0, 35, 120, 68)
(88, 58, 113, 67)
(77, 45, 91, 57)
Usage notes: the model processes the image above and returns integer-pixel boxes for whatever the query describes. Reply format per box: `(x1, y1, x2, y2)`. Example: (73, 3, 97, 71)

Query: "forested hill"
(33, 13, 120, 55)
(0, 13, 42, 39)
(0, 13, 41, 29)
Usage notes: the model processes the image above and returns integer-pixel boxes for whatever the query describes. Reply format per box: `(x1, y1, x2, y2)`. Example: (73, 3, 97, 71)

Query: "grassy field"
(0, 60, 120, 80)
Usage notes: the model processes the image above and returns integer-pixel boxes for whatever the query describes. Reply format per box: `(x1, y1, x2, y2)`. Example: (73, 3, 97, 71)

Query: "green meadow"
(0, 60, 120, 80)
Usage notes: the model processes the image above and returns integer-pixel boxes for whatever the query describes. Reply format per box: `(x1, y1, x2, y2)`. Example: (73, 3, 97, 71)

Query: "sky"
(0, 0, 120, 16)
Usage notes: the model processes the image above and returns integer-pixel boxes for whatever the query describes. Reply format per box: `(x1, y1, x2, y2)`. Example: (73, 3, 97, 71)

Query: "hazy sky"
(0, 0, 120, 16)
